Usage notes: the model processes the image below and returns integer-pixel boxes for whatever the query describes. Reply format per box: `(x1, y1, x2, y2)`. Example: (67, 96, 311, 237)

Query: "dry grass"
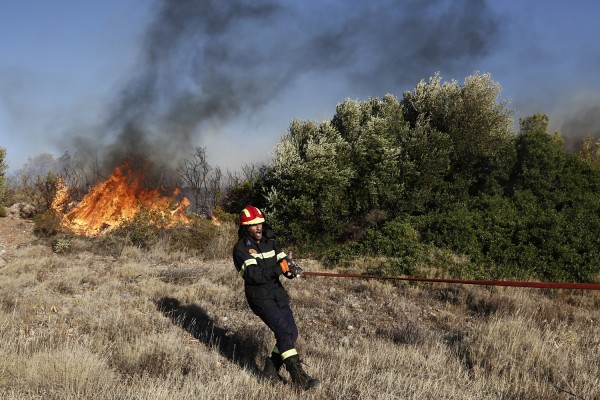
(1, 235, 599, 399)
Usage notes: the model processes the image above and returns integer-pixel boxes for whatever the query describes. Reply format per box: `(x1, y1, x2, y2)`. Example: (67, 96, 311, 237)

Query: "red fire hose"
(301, 271, 600, 290)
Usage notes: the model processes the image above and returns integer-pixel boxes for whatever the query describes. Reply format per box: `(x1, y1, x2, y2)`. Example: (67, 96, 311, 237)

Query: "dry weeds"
(0, 219, 599, 399)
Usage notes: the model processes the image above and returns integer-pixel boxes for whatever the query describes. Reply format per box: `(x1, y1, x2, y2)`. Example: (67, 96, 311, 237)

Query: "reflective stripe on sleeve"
(251, 250, 276, 259)
(244, 258, 258, 267)
(276, 252, 286, 261)
(239, 258, 258, 277)
(281, 348, 298, 360)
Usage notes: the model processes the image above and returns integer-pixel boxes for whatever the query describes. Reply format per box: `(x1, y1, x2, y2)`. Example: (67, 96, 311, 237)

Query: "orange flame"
(55, 164, 190, 236)
(51, 177, 70, 214)
(209, 212, 221, 226)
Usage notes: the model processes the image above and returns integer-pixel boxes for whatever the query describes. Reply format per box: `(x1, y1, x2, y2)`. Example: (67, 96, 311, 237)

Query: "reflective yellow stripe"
(239, 258, 257, 278)
(244, 258, 258, 266)
(251, 250, 276, 259)
(276, 252, 286, 261)
(241, 216, 265, 225)
(263, 250, 275, 259)
(272, 346, 279, 354)
(281, 348, 298, 360)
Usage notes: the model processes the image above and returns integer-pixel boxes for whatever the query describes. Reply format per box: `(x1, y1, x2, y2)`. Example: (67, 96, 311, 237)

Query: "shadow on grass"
(156, 296, 262, 377)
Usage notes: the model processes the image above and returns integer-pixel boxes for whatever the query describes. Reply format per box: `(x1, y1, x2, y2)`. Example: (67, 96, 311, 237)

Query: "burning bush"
(49, 162, 191, 237)
(29, 160, 238, 257)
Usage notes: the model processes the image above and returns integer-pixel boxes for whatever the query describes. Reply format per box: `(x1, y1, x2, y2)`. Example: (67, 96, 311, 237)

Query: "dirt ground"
(0, 216, 37, 264)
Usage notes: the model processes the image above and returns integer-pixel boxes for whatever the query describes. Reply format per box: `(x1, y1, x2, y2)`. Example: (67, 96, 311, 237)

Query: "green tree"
(401, 72, 515, 199)
(579, 135, 600, 167)
(506, 114, 600, 281)
(264, 73, 515, 249)
(512, 113, 565, 202)
(266, 119, 353, 247)
(332, 95, 451, 217)
(265, 92, 453, 249)
(258, 75, 600, 283)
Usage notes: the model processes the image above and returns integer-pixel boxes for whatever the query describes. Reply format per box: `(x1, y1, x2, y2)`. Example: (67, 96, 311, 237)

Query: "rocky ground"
(0, 214, 36, 267)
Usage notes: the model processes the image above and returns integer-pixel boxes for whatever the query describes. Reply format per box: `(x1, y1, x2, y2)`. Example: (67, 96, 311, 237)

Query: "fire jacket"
(232, 233, 290, 311)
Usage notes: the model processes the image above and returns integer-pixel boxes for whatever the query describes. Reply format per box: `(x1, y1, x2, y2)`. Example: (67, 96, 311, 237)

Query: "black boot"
(262, 353, 284, 384)
(284, 355, 320, 391)
(271, 352, 284, 371)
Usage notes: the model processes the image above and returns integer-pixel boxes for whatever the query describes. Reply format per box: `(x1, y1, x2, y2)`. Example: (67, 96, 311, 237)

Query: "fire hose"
(299, 271, 600, 290)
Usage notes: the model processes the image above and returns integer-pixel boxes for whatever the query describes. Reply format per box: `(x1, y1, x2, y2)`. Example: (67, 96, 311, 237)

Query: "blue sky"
(1, 0, 600, 174)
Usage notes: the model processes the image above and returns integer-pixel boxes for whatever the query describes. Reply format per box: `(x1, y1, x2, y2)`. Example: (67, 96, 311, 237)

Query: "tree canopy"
(259, 73, 600, 283)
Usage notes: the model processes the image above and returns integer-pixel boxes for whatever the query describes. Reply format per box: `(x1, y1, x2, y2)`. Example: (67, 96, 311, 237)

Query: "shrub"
(33, 210, 63, 237)
(212, 206, 237, 225)
(360, 220, 425, 267)
(161, 219, 219, 254)
(109, 208, 168, 248)
(410, 206, 484, 258)
(107, 210, 220, 252)
(51, 234, 73, 254)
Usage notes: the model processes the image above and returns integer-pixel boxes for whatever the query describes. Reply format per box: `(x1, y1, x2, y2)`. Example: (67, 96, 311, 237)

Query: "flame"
(51, 177, 70, 214)
(209, 212, 221, 226)
(55, 164, 190, 236)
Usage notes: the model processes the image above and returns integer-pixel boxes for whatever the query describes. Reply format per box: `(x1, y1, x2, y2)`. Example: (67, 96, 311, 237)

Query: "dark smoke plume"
(71, 0, 503, 178)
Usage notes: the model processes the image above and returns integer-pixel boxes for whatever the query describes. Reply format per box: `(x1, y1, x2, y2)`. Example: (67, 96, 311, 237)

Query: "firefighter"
(232, 205, 320, 391)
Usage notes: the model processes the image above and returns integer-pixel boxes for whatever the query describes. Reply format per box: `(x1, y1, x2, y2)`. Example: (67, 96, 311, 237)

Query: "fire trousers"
(251, 302, 298, 360)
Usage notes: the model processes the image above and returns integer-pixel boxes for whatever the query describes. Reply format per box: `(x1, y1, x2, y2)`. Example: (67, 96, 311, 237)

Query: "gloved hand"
(283, 259, 303, 279)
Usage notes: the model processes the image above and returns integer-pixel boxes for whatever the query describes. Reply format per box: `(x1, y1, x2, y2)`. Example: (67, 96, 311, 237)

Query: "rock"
(0, 258, 6, 268)
(7, 203, 38, 219)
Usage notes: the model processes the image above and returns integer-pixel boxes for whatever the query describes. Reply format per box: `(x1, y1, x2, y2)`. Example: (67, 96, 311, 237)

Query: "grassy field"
(0, 222, 599, 399)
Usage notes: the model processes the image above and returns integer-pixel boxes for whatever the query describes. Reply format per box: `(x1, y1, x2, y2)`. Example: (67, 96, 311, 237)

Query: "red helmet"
(239, 205, 265, 226)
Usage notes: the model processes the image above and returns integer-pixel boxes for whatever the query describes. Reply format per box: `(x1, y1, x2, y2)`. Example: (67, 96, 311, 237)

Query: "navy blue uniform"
(232, 233, 299, 361)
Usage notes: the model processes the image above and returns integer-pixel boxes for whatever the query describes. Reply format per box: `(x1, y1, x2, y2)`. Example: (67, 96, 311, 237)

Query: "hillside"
(0, 215, 599, 399)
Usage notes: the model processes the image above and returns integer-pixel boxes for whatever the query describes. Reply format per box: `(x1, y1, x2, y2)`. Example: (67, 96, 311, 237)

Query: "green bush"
(361, 220, 424, 260)
(33, 210, 63, 237)
(212, 206, 238, 225)
(411, 207, 484, 258)
(107, 209, 220, 253)
(109, 207, 171, 248)
(52, 234, 73, 254)
(163, 219, 219, 253)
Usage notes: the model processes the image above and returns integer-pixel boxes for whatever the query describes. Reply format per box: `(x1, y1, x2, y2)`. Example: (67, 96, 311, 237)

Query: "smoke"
(558, 103, 600, 152)
(70, 0, 504, 177)
(511, 80, 600, 152)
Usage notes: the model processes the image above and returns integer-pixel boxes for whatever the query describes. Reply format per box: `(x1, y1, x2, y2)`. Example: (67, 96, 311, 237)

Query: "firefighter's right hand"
(283, 270, 295, 279)
(284, 260, 303, 279)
